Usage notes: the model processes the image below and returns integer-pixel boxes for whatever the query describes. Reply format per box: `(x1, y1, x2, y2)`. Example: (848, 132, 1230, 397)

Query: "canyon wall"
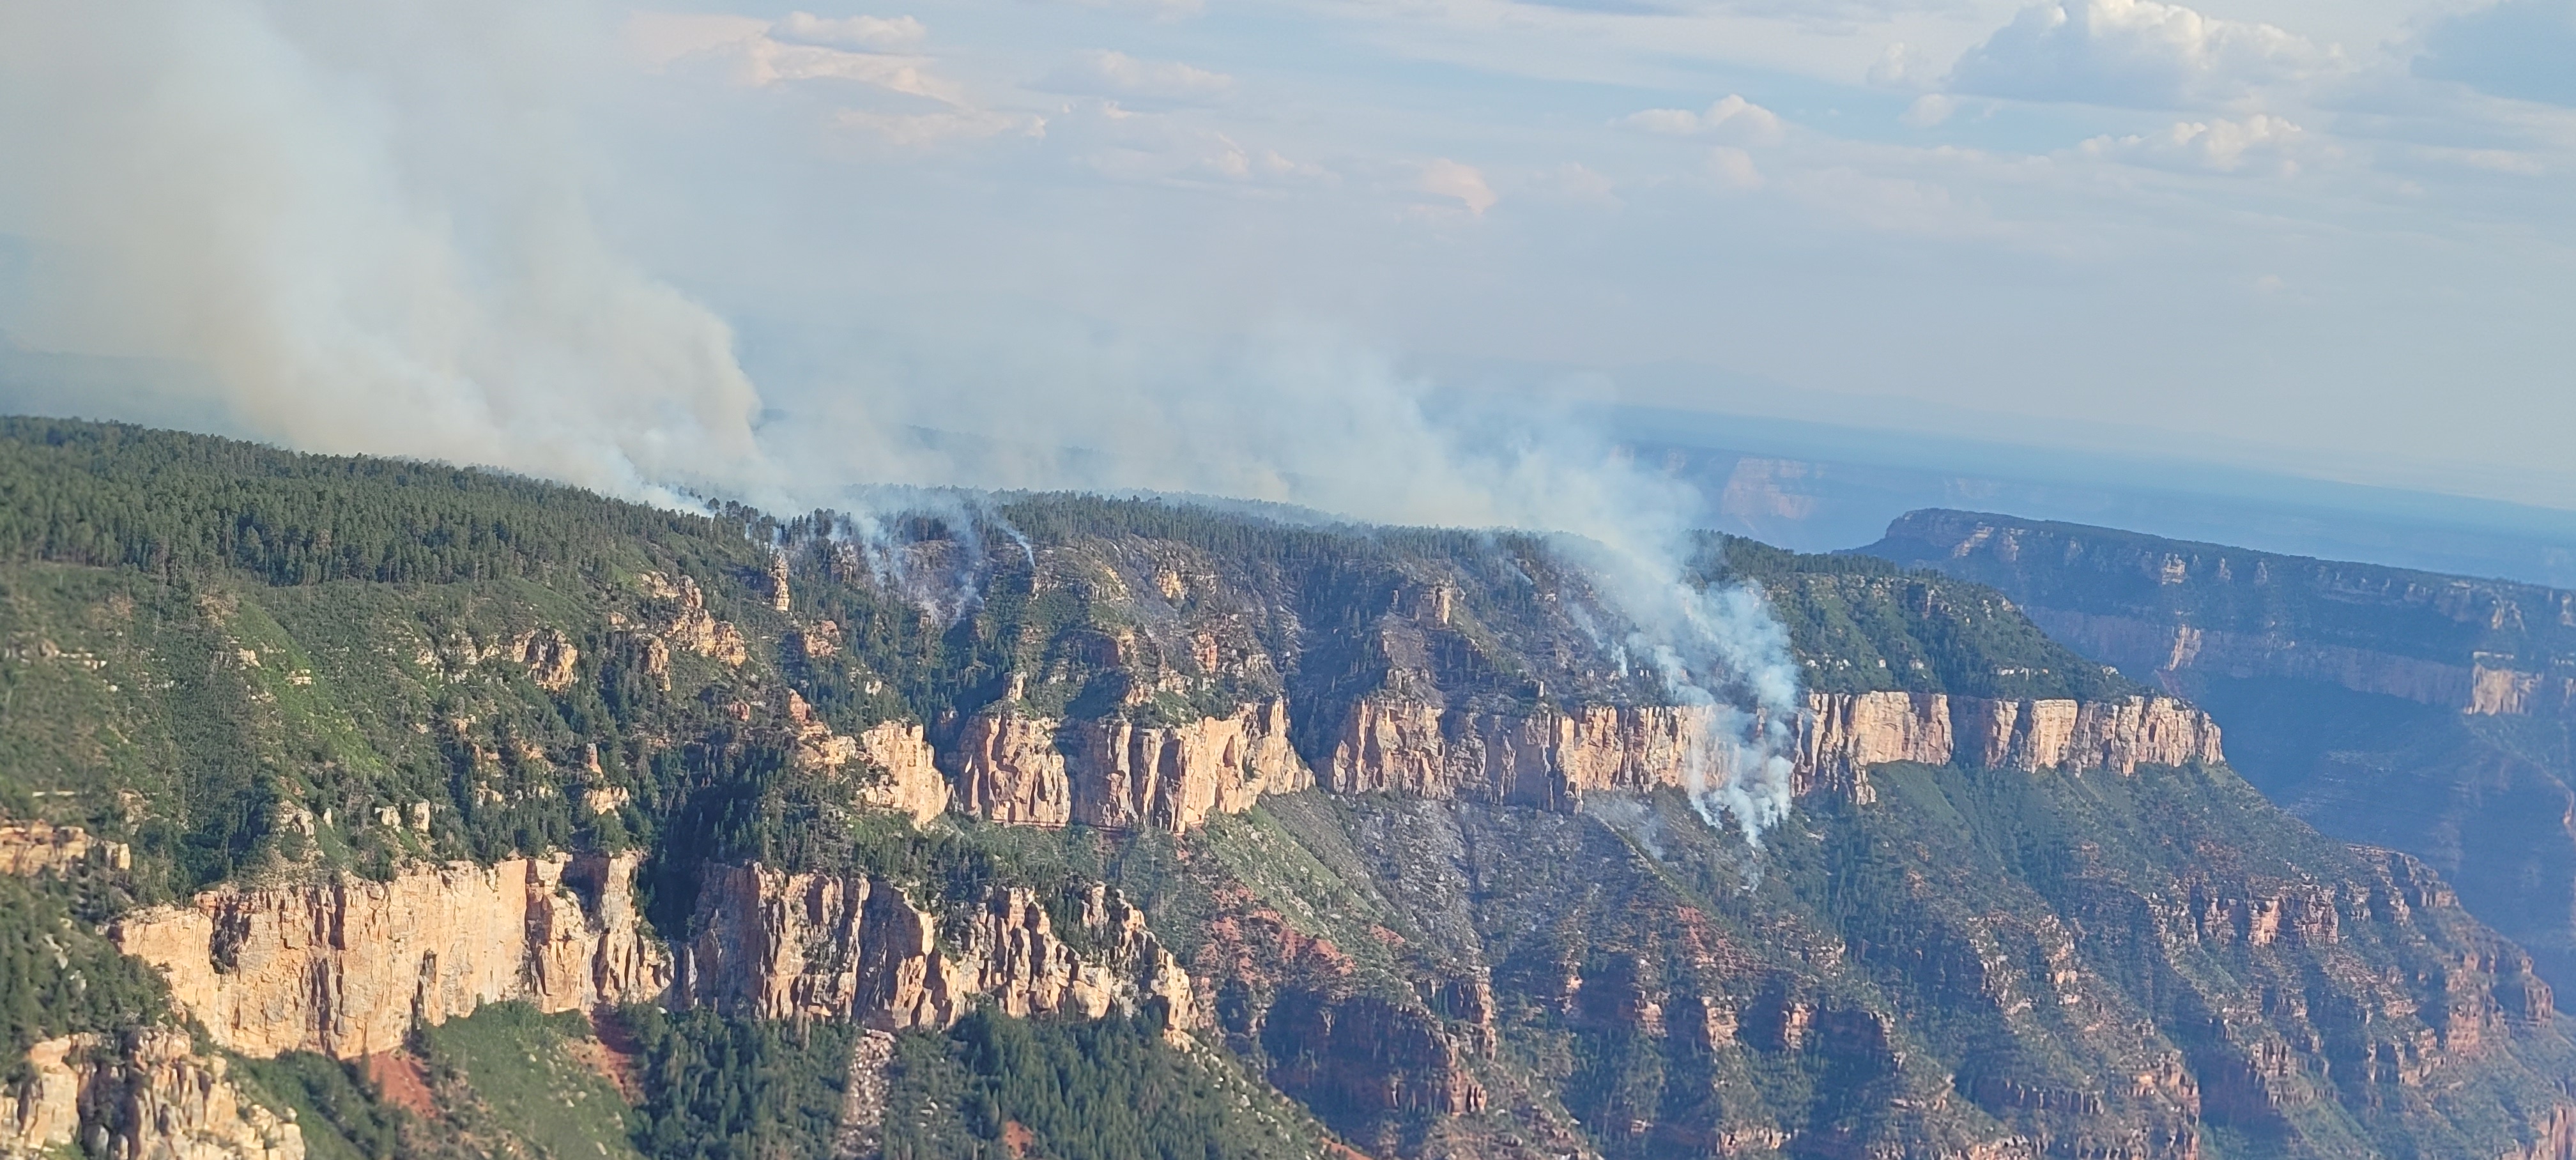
(1869, 508, 2576, 719)
(5, 1030, 303, 1160)
(1306, 691, 2220, 809)
(111, 853, 667, 1059)
(949, 699, 1310, 832)
(0, 821, 129, 876)
(675, 867, 1195, 1032)
(108, 854, 1192, 1069)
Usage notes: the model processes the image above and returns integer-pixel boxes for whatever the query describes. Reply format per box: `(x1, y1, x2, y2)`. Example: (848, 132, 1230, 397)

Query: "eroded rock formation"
(949, 700, 1309, 832)
(855, 721, 951, 825)
(111, 853, 667, 1059)
(676, 867, 1193, 1032)
(1800, 691, 2225, 779)
(1305, 691, 2221, 811)
(6, 1030, 303, 1160)
(0, 821, 130, 876)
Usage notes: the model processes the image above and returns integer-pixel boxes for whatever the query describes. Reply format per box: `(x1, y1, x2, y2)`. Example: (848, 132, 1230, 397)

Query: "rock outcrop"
(855, 721, 951, 825)
(112, 853, 667, 1059)
(1061, 700, 1310, 832)
(1322, 700, 1706, 807)
(1307, 692, 2221, 811)
(676, 867, 1193, 1032)
(949, 701, 1310, 832)
(6, 1030, 303, 1160)
(0, 821, 130, 876)
(949, 712, 1072, 827)
(512, 629, 580, 692)
(640, 572, 747, 667)
(1800, 691, 2225, 779)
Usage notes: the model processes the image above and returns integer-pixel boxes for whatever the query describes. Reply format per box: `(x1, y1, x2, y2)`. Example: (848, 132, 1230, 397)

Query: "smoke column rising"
(0, 0, 1805, 837)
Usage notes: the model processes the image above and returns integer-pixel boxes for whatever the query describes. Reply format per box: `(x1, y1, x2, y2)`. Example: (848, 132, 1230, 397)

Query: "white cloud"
(1048, 0, 1207, 20)
(1616, 95, 1785, 144)
(2078, 113, 2308, 173)
(1869, 42, 1938, 90)
(1419, 158, 1498, 214)
(1063, 103, 1327, 185)
(627, 12, 962, 103)
(1948, 0, 2334, 109)
(1901, 93, 1954, 126)
(1706, 146, 1765, 189)
(835, 107, 1047, 146)
(1521, 162, 1622, 208)
(1038, 50, 1235, 103)
(777, 12, 928, 52)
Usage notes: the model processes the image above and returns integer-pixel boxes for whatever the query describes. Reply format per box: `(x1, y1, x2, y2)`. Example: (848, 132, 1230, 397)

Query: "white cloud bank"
(1618, 95, 1786, 144)
(1949, 0, 2333, 109)
(2078, 114, 2308, 173)
(1038, 50, 1236, 103)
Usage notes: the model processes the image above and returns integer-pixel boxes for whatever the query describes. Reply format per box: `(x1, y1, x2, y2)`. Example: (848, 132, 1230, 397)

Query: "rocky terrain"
(1867, 508, 2576, 1007)
(3, 420, 2573, 1160)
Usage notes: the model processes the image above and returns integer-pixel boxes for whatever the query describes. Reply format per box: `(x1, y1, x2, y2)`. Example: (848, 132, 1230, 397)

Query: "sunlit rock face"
(113, 854, 666, 1060)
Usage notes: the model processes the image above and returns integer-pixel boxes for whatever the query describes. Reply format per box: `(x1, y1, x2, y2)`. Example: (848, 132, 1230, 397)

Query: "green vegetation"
(1707, 534, 2138, 700)
(880, 1009, 1335, 1160)
(233, 1053, 407, 1160)
(416, 1003, 645, 1160)
(0, 876, 169, 1076)
(0, 416, 750, 586)
(624, 1007, 855, 1160)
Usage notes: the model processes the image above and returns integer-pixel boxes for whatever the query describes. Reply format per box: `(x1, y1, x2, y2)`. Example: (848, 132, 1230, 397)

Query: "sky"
(1, 0, 2573, 517)
(619, 0, 2576, 508)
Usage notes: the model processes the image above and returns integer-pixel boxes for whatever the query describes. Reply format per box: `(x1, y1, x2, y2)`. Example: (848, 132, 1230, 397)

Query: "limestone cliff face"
(0, 821, 130, 876)
(1310, 691, 2222, 810)
(1061, 700, 1310, 832)
(1798, 691, 2221, 779)
(855, 721, 951, 825)
(949, 700, 1309, 832)
(949, 713, 1073, 827)
(676, 866, 1193, 1033)
(6, 1030, 303, 1160)
(1322, 700, 1708, 807)
(111, 854, 667, 1060)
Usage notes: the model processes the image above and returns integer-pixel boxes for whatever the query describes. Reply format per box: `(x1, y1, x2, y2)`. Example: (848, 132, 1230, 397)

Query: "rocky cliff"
(948, 699, 1309, 832)
(1798, 691, 2224, 778)
(1308, 691, 2218, 810)
(1864, 507, 2576, 719)
(675, 867, 1195, 1032)
(6, 1030, 303, 1160)
(111, 853, 666, 1059)
(1864, 508, 2576, 1011)
(0, 821, 129, 876)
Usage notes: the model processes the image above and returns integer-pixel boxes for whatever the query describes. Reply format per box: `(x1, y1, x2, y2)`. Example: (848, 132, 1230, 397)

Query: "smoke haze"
(0, 0, 1803, 834)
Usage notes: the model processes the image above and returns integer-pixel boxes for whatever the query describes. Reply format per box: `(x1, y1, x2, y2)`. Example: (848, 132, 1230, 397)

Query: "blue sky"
(1, 0, 2573, 522)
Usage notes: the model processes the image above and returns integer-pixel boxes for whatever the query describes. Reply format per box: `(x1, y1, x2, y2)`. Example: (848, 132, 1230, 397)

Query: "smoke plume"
(0, 0, 1805, 837)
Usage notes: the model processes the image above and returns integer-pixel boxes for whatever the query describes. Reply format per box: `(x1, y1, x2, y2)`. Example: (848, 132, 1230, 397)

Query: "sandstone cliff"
(854, 721, 951, 825)
(6, 1030, 303, 1160)
(675, 866, 1193, 1032)
(112, 853, 667, 1059)
(948, 699, 1309, 832)
(1322, 699, 1706, 807)
(1307, 691, 2221, 810)
(0, 821, 130, 876)
(1799, 691, 2225, 779)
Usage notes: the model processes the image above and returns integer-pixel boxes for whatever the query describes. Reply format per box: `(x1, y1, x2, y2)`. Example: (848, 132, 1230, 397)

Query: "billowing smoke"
(0, 0, 1805, 837)
(0, 1, 772, 505)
